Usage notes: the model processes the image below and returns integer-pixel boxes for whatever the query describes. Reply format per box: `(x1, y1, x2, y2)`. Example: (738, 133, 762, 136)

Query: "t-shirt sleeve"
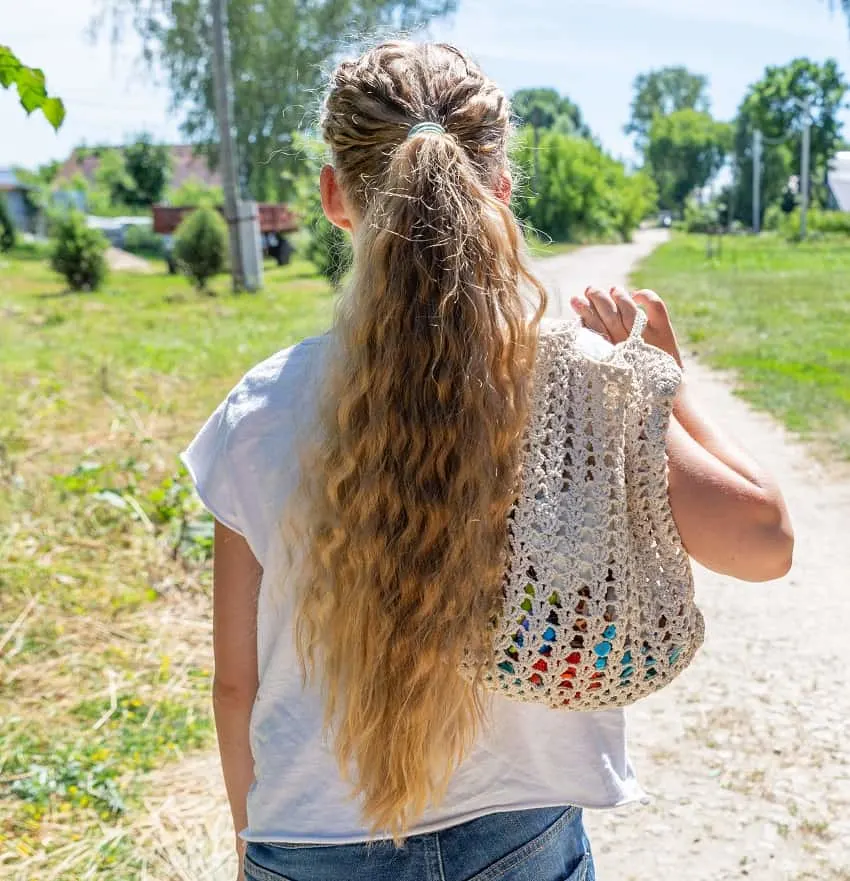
(180, 396, 247, 541)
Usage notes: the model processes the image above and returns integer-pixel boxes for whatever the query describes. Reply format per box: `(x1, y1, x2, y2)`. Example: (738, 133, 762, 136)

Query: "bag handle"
(624, 306, 648, 347)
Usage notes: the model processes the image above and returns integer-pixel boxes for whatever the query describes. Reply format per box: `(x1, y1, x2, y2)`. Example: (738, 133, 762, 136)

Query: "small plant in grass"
(172, 206, 228, 291)
(52, 458, 215, 561)
(0, 194, 16, 251)
(49, 210, 108, 291)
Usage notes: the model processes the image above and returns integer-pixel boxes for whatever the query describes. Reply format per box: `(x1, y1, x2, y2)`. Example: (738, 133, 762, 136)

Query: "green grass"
(525, 233, 579, 259)
(633, 234, 850, 459)
(0, 249, 334, 877)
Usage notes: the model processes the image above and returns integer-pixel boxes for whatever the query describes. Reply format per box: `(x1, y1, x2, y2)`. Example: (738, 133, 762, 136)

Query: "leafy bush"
(763, 203, 784, 232)
(612, 169, 658, 243)
(50, 211, 108, 291)
(291, 136, 351, 287)
(511, 128, 656, 243)
(684, 199, 721, 234)
(172, 206, 228, 290)
(0, 194, 16, 252)
(123, 224, 164, 259)
(302, 211, 351, 288)
(780, 207, 850, 240)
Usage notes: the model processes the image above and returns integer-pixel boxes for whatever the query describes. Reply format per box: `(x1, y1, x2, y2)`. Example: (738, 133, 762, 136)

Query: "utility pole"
(800, 99, 812, 241)
(211, 0, 246, 292)
(752, 129, 762, 234)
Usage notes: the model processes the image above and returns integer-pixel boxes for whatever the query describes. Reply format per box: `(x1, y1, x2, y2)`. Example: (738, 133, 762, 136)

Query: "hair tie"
(407, 121, 446, 139)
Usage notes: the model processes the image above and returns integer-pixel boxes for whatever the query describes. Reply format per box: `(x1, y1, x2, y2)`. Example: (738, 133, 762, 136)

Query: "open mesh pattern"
(485, 313, 704, 710)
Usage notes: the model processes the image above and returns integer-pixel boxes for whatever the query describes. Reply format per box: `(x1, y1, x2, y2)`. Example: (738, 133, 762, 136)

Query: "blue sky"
(2, 0, 850, 169)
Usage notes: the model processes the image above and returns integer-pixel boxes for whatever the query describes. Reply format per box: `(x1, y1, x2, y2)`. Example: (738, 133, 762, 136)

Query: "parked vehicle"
(152, 203, 298, 273)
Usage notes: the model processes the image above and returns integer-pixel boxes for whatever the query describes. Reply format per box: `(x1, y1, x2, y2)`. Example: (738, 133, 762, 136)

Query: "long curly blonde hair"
(289, 41, 547, 840)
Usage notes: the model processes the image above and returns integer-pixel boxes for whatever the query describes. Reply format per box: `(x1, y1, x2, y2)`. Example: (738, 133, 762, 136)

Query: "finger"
(570, 294, 610, 339)
(586, 287, 628, 342)
(632, 289, 667, 318)
(609, 287, 639, 334)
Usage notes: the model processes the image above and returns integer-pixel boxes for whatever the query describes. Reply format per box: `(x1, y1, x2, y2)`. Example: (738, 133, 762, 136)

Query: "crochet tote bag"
(483, 311, 704, 711)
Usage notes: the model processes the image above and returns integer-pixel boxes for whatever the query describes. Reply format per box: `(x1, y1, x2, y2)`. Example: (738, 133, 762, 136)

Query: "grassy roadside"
(525, 235, 579, 259)
(632, 234, 850, 459)
(0, 247, 334, 879)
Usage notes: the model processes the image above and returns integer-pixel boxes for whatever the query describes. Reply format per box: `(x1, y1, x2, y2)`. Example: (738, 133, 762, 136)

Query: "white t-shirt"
(181, 320, 646, 845)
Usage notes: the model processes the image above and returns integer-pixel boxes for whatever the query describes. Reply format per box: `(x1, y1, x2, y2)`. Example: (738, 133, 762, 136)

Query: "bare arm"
(213, 520, 262, 876)
(570, 286, 793, 582)
(666, 403, 793, 580)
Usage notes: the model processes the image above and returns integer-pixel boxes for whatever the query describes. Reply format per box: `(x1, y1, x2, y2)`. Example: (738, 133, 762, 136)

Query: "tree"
(0, 45, 65, 129)
(165, 177, 224, 208)
(646, 110, 732, 212)
(92, 0, 456, 201)
(731, 57, 849, 223)
(123, 133, 172, 207)
(91, 149, 137, 213)
(511, 88, 591, 138)
(626, 66, 710, 153)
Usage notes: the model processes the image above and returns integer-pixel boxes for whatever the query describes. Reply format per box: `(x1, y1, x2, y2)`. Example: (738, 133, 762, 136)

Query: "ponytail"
(289, 41, 547, 840)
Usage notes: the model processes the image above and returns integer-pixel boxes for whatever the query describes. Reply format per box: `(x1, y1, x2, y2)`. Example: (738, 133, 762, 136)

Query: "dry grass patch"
(1, 247, 334, 879)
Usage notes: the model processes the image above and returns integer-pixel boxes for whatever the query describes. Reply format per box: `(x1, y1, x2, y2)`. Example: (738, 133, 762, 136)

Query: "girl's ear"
(494, 169, 513, 206)
(320, 164, 354, 231)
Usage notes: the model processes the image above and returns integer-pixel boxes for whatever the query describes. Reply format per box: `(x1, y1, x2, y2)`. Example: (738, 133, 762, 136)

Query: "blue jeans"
(244, 805, 595, 881)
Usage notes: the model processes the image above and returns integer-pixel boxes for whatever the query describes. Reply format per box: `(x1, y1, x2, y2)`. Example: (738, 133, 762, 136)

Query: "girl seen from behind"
(183, 41, 792, 881)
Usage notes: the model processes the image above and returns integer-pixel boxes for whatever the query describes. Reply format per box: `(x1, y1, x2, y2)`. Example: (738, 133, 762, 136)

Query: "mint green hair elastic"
(407, 121, 446, 139)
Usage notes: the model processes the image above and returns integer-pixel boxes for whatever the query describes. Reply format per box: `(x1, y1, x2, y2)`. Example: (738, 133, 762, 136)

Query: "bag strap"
(624, 307, 648, 347)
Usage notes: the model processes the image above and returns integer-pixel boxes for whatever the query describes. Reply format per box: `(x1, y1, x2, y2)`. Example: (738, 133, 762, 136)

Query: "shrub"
(511, 128, 655, 243)
(0, 195, 16, 252)
(763, 203, 784, 232)
(123, 224, 164, 259)
(780, 207, 850, 240)
(288, 135, 352, 288)
(302, 212, 351, 288)
(684, 199, 721, 234)
(50, 211, 108, 291)
(172, 206, 228, 290)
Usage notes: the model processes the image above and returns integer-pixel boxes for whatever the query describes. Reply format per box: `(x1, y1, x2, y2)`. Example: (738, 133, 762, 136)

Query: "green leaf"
(41, 96, 66, 130)
(0, 45, 22, 88)
(1, 45, 64, 129)
(16, 65, 47, 113)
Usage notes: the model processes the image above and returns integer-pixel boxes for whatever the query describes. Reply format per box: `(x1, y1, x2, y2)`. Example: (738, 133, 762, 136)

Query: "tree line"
(8, 1, 850, 252)
(622, 59, 848, 228)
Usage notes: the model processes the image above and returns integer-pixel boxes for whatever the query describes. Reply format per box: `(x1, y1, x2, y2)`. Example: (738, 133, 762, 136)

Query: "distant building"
(55, 144, 223, 190)
(827, 152, 850, 212)
(0, 168, 38, 233)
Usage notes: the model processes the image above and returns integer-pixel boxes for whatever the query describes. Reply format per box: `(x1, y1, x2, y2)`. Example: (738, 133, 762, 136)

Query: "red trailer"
(152, 203, 298, 268)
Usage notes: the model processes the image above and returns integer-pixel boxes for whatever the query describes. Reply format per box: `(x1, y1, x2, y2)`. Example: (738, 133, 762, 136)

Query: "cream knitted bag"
(484, 311, 705, 710)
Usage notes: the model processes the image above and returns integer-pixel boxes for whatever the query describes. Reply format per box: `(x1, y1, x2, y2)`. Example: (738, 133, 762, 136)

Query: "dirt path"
(148, 230, 850, 880)
(106, 247, 157, 273)
(542, 229, 850, 881)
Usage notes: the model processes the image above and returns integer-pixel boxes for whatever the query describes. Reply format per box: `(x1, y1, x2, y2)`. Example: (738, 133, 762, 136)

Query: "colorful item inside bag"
(480, 311, 705, 710)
